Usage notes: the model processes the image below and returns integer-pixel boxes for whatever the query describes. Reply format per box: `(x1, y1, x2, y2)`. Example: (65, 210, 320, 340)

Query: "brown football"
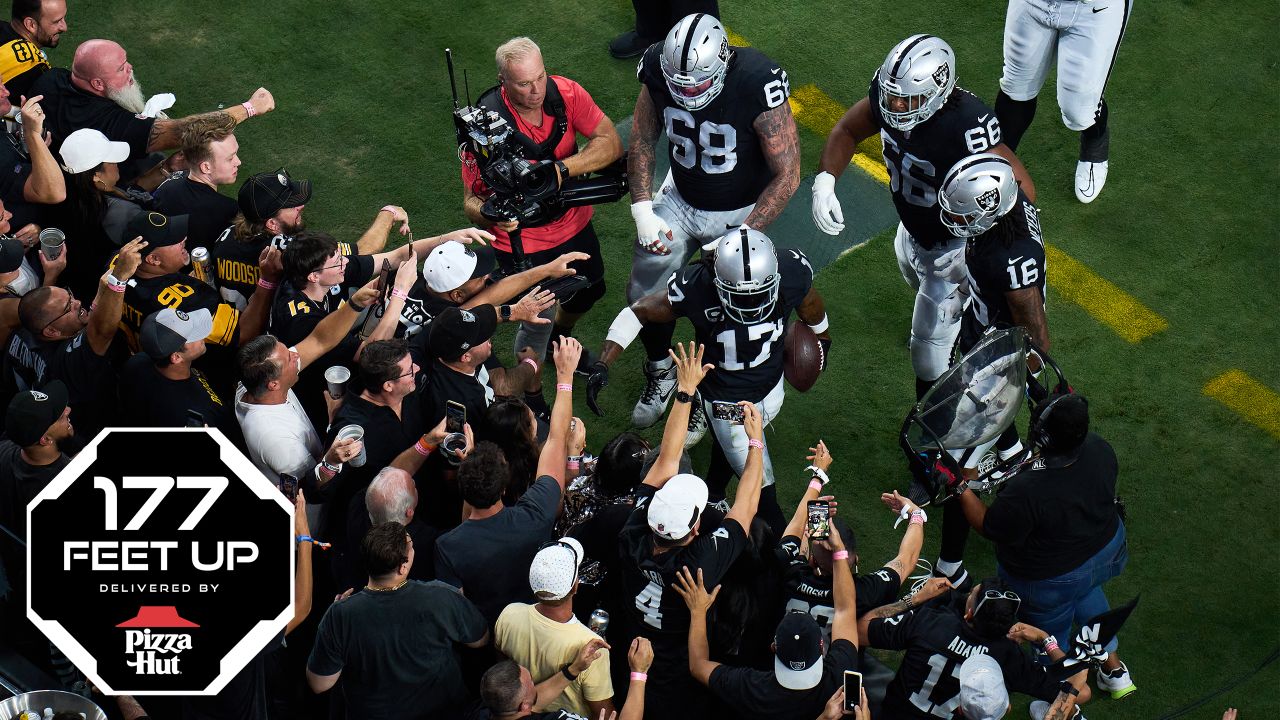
(784, 320, 823, 392)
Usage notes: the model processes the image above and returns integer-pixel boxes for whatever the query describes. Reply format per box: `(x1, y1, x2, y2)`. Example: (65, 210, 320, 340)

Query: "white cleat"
(631, 359, 676, 428)
(1075, 160, 1109, 204)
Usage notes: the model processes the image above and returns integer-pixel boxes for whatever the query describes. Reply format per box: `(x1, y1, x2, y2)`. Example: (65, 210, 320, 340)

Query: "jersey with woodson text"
(868, 605, 1059, 718)
(666, 248, 814, 402)
(775, 535, 902, 644)
(638, 44, 790, 210)
(959, 193, 1045, 352)
(869, 71, 1003, 249)
(210, 229, 355, 310)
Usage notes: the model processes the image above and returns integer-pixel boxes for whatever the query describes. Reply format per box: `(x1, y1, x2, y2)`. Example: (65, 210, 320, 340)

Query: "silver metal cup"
(38, 227, 65, 261)
(336, 424, 366, 467)
(324, 365, 351, 399)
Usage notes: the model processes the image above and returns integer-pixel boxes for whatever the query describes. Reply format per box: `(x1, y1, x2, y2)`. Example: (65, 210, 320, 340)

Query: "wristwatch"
(674, 390, 693, 404)
(499, 304, 512, 322)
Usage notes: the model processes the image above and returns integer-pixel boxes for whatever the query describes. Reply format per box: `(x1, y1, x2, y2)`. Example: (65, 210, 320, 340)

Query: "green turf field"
(73, 0, 1278, 716)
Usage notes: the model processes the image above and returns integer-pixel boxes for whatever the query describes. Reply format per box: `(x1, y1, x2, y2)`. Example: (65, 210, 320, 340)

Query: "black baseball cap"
(427, 305, 497, 362)
(773, 611, 824, 690)
(5, 380, 68, 447)
(0, 236, 23, 273)
(126, 211, 189, 249)
(238, 168, 312, 223)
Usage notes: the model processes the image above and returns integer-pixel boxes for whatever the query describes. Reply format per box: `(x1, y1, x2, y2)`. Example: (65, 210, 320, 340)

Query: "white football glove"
(937, 290, 967, 325)
(811, 171, 845, 235)
(933, 247, 967, 282)
(631, 201, 672, 255)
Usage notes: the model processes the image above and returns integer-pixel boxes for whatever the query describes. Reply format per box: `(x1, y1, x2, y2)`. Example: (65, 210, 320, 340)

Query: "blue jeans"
(999, 522, 1128, 660)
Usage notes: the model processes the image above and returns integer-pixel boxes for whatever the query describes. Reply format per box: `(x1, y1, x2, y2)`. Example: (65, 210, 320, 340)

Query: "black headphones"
(1030, 393, 1071, 452)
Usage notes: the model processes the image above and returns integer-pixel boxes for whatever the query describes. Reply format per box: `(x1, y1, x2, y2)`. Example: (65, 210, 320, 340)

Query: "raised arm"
(619, 638, 653, 720)
(782, 441, 833, 539)
(722, 402, 765, 529)
(286, 491, 313, 636)
(19, 96, 65, 204)
(536, 336, 582, 491)
(87, 236, 145, 355)
(588, 290, 680, 418)
(296, 278, 380, 370)
(640, 342, 712, 487)
(857, 577, 951, 647)
(672, 566, 722, 687)
(826, 520, 858, 649)
(464, 251, 586, 309)
(879, 490, 927, 581)
(147, 88, 274, 153)
(354, 205, 409, 254)
(742, 103, 800, 230)
(818, 98, 878, 177)
(236, 246, 282, 343)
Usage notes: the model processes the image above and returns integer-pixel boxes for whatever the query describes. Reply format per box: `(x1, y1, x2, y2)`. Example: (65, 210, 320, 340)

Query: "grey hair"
(366, 467, 416, 525)
(495, 37, 542, 77)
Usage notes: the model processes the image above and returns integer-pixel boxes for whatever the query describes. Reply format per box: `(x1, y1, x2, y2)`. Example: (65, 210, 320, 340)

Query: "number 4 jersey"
(639, 43, 789, 211)
(667, 249, 814, 403)
(868, 70, 1002, 250)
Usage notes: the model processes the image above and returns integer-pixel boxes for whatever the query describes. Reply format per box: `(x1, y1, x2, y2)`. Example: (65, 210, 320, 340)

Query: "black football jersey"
(666, 248, 813, 402)
(121, 273, 239, 352)
(638, 44, 790, 210)
(210, 229, 355, 310)
(959, 193, 1045, 353)
(868, 71, 1003, 249)
(775, 535, 903, 645)
(396, 278, 456, 338)
(868, 605, 1059, 718)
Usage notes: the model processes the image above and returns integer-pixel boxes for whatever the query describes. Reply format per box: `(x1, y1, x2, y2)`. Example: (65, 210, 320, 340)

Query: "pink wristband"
(566, 460, 580, 472)
(1042, 638, 1060, 654)
(414, 439, 436, 457)
(241, 100, 255, 117)
(909, 510, 926, 526)
(556, 383, 572, 392)
(521, 357, 539, 371)
(808, 480, 823, 492)
(106, 283, 125, 293)
(747, 439, 763, 450)
(630, 672, 648, 682)
(832, 550, 850, 561)
(390, 288, 409, 300)
(256, 277, 277, 290)
(381, 205, 400, 216)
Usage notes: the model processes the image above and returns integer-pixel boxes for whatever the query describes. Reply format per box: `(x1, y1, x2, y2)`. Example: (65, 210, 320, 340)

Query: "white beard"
(105, 76, 164, 118)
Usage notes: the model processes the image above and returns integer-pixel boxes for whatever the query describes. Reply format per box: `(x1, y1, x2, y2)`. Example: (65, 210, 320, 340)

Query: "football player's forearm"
(599, 339, 624, 367)
(1009, 289, 1050, 353)
(819, 99, 875, 176)
(628, 90, 661, 202)
(745, 108, 800, 229)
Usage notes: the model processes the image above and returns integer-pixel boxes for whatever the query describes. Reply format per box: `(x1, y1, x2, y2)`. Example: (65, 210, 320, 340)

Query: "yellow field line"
(1043, 245, 1168, 343)
(1204, 370, 1280, 440)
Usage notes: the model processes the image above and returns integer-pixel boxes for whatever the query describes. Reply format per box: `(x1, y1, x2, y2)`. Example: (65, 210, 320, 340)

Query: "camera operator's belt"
(477, 79, 569, 160)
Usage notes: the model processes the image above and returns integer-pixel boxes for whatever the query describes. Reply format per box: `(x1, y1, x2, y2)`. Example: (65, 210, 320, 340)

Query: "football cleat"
(632, 358, 676, 428)
(683, 395, 709, 449)
(1096, 661, 1137, 700)
(608, 30, 650, 60)
(1075, 160, 1109, 204)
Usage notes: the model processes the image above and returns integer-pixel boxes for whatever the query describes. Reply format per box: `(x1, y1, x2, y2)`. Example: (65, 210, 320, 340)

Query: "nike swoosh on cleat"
(1092, 6, 1108, 12)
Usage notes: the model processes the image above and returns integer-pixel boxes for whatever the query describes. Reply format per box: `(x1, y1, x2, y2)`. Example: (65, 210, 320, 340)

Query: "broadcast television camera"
(446, 49, 627, 270)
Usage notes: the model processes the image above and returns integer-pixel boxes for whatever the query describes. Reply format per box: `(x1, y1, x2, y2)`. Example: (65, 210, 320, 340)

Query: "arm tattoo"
(628, 89, 661, 202)
(885, 558, 907, 578)
(1007, 287, 1049, 350)
(745, 104, 801, 229)
(869, 599, 913, 619)
(147, 109, 235, 152)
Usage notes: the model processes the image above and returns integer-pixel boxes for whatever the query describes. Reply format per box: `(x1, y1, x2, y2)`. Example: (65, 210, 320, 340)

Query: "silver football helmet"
(878, 34, 957, 131)
(938, 153, 1018, 238)
(713, 228, 780, 324)
(660, 13, 731, 111)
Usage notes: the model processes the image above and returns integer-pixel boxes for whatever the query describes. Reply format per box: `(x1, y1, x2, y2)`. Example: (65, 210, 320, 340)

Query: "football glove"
(810, 171, 845, 235)
(585, 361, 610, 417)
(631, 201, 673, 255)
(933, 247, 967, 282)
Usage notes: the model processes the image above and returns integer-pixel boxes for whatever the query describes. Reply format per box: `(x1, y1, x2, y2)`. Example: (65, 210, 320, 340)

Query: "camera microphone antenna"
(445, 48, 460, 110)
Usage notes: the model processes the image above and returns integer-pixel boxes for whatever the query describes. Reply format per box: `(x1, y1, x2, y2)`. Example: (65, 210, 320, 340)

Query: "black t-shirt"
(708, 638, 860, 720)
(32, 68, 155, 163)
(868, 605, 1058, 718)
(433, 474, 561, 626)
(667, 249, 814, 402)
(0, 24, 50, 101)
(398, 279, 457, 338)
(0, 439, 68, 538)
(323, 391, 426, 536)
(152, 174, 239, 251)
(983, 433, 1121, 579)
(180, 632, 281, 720)
(117, 352, 235, 436)
(307, 580, 488, 720)
(2, 328, 117, 439)
(774, 534, 902, 642)
(0, 132, 31, 206)
(638, 44, 788, 210)
(960, 192, 1045, 352)
(868, 72, 1001, 250)
(418, 358, 495, 431)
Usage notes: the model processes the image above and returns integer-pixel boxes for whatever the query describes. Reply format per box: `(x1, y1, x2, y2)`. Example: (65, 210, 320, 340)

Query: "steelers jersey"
(638, 44, 789, 211)
(868, 71, 1003, 249)
(210, 228, 355, 310)
(0, 24, 49, 101)
(959, 193, 1045, 353)
(121, 273, 239, 351)
(666, 248, 814, 402)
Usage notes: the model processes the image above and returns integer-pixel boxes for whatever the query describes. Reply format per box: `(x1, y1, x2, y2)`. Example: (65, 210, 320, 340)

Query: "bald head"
(71, 39, 133, 96)
(365, 467, 417, 525)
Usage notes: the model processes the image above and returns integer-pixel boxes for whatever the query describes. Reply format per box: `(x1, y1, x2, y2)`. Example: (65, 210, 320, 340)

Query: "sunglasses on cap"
(973, 588, 1021, 617)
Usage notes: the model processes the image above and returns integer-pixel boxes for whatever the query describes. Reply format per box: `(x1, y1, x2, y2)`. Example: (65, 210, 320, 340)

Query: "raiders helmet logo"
(30, 390, 48, 401)
(175, 310, 189, 321)
(789, 661, 807, 671)
(976, 189, 1000, 212)
(460, 310, 475, 323)
(932, 64, 950, 87)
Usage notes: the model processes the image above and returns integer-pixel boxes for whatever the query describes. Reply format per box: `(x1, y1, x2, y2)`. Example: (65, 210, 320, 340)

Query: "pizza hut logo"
(932, 64, 950, 88)
(789, 660, 807, 671)
(976, 189, 1000, 213)
(118, 606, 199, 676)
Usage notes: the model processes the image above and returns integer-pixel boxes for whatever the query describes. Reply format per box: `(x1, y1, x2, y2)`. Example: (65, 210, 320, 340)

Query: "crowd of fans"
(0, 1, 1158, 720)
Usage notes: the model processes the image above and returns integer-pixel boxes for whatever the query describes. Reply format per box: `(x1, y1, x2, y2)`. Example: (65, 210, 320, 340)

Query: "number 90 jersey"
(868, 70, 1003, 250)
(639, 44, 790, 211)
(666, 248, 814, 402)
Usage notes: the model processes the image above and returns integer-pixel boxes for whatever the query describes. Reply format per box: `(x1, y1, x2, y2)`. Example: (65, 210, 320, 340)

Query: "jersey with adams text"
(869, 72, 1003, 250)
(666, 248, 814, 402)
(959, 192, 1045, 353)
(868, 605, 1059, 719)
(210, 228, 355, 310)
(638, 44, 790, 211)
(775, 535, 903, 645)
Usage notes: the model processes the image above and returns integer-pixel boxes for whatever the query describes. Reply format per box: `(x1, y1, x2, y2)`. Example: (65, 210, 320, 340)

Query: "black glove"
(585, 361, 609, 417)
(817, 337, 832, 372)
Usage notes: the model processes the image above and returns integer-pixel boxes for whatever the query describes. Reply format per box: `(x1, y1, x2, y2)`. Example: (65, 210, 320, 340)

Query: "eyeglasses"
(42, 291, 76, 333)
(973, 588, 1021, 617)
(321, 256, 346, 271)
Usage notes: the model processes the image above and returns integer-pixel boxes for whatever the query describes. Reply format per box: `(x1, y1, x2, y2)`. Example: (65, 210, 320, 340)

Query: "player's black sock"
(915, 376, 934, 402)
(639, 321, 677, 363)
(939, 499, 970, 567)
(1080, 99, 1111, 162)
(995, 90, 1037, 153)
(995, 425, 1021, 453)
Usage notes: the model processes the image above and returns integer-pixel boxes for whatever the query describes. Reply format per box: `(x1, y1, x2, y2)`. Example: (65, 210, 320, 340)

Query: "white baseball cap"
(528, 537, 584, 601)
(958, 653, 1010, 720)
(59, 128, 131, 174)
(422, 241, 496, 293)
(647, 473, 709, 541)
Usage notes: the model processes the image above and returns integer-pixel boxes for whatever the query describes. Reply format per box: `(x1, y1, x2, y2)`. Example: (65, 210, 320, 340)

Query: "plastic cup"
(38, 227, 65, 261)
(324, 366, 351, 399)
(336, 424, 366, 467)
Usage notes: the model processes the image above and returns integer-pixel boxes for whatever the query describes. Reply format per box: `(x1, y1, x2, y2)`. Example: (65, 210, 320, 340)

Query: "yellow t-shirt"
(494, 603, 613, 715)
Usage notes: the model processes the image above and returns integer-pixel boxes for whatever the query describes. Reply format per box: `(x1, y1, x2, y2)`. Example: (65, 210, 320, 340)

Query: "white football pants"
(894, 223, 967, 382)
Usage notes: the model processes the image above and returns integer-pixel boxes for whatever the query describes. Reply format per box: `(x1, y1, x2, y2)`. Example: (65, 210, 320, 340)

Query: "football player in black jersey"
(858, 577, 1090, 719)
(813, 35, 1036, 404)
(624, 13, 800, 438)
(588, 229, 828, 530)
